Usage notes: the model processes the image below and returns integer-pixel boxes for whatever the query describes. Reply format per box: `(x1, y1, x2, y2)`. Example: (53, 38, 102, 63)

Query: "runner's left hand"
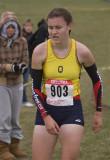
(93, 111, 102, 133)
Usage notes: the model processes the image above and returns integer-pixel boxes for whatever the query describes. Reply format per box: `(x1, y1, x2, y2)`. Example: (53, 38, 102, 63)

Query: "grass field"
(0, 0, 110, 159)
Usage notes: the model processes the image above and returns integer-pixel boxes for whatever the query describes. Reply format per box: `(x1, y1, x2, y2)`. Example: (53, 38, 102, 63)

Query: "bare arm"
(31, 42, 47, 70)
(76, 41, 95, 67)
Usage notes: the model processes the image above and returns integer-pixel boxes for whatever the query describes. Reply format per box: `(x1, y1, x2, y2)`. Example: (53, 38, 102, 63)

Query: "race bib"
(45, 79, 73, 106)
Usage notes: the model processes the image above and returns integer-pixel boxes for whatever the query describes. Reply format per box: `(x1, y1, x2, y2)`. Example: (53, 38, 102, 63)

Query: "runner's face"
(48, 16, 72, 43)
(6, 25, 15, 38)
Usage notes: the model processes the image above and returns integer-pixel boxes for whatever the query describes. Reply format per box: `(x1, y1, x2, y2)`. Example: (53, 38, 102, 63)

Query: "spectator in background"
(28, 18, 49, 61)
(22, 19, 34, 107)
(0, 11, 28, 160)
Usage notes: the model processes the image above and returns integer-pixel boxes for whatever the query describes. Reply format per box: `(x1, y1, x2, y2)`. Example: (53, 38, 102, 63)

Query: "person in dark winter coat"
(28, 19, 49, 61)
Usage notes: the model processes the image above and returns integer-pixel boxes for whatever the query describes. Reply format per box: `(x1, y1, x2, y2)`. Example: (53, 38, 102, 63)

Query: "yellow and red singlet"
(42, 39, 82, 106)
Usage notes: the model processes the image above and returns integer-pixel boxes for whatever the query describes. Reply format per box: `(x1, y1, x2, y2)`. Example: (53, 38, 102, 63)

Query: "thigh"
(0, 86, 11, 128)
(11, 83, 23, 112)
(59, 124, 84, 160)
(32, 125, 58, 160)
(11, 84, 23, 123)
(0, 85, 11, 112)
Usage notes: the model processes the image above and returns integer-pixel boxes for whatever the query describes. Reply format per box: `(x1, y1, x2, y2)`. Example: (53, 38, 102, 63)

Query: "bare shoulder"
(32, 41, 47, 69)
(32, 42, 47, 60)
(76, 41, 95, 67)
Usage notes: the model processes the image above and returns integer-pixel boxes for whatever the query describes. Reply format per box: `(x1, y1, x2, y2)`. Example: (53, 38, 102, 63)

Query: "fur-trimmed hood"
(0, 11, 21, 37)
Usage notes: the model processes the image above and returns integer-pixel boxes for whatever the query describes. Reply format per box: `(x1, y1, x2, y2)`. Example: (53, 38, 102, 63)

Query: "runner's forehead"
(47, 17, 67, 26)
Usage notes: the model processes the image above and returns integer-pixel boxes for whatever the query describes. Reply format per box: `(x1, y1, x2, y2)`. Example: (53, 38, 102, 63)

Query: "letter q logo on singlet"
(45, 79, 74, 106)
(58, 66, 63, 73)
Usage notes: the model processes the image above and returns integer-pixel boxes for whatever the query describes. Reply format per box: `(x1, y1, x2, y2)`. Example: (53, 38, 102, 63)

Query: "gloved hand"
(12, 63, 20, 73)
(19, 64, 27, 74)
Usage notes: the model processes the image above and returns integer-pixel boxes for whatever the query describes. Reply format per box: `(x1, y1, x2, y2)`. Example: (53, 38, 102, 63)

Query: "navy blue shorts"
(35, 100, 84, 127)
